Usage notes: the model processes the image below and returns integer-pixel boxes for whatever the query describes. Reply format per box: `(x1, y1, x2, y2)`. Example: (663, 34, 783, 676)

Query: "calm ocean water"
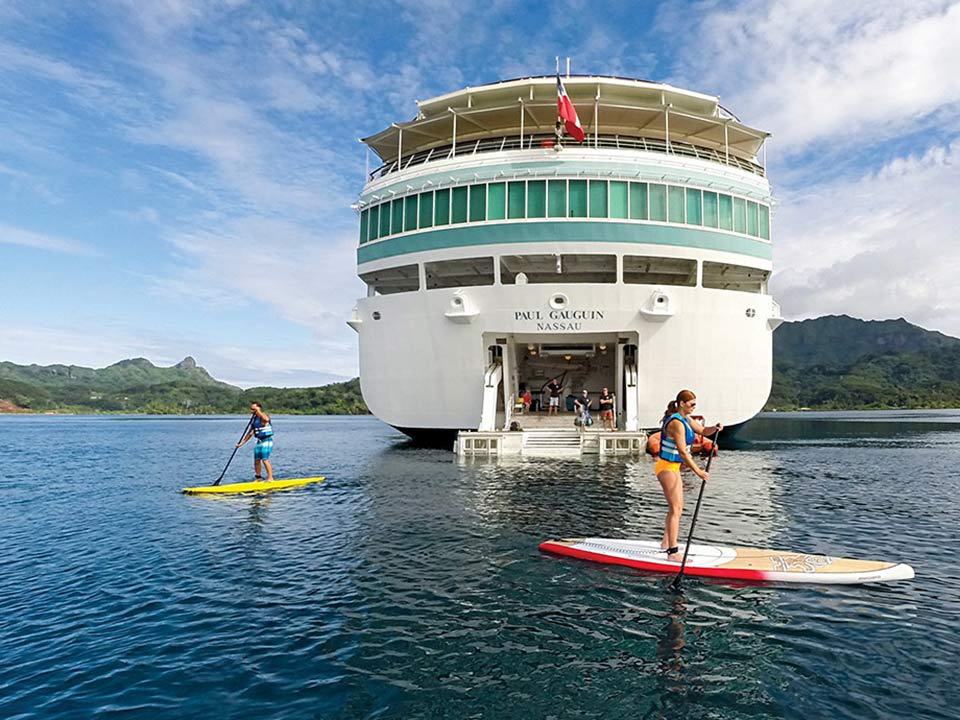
(1, 411, 957, 719)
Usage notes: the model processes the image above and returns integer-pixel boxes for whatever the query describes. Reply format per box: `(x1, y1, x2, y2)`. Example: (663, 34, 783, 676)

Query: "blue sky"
(2, 0, 959, 387)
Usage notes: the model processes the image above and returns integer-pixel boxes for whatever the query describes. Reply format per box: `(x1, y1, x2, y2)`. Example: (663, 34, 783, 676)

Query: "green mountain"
(0, 357, 368, 415)
(768, 315, 960, 410)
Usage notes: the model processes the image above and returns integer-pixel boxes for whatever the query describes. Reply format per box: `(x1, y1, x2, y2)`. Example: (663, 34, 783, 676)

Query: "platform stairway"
(521, 428, 582, 457)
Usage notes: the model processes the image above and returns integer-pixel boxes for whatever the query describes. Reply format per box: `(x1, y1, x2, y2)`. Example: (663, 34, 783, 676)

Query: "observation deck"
(361, 75, 769, 181)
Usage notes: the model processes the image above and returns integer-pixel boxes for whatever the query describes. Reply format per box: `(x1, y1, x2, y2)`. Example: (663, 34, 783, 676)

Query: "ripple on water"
(1, 414, 959, 719)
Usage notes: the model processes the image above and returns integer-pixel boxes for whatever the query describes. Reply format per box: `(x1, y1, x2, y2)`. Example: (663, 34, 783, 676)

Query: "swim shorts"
(254, 438, 273, 460)
(654, 458, 681, 475)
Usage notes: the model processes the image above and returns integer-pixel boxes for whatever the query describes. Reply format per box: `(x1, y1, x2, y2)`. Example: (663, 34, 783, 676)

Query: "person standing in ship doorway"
(574, 389, 592, 430)
(599, 387, 615, 431)
(237, 402, 274, 482)
(655, 390, 722, 561)
(547, 378, 563, 415)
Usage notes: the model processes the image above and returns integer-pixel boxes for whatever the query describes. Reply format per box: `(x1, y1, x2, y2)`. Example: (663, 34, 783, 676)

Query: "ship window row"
(359, 180, 770, 244)
(361, 256, 769, 295)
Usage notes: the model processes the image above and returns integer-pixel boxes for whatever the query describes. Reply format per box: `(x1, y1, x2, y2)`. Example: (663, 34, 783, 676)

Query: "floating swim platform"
(539, 538, 914, 585)
(182, 477, 325, 495)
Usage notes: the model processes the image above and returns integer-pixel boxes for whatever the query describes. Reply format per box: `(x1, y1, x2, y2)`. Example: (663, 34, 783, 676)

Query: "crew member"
(546, 378, 562, 415)
(598, 387, 614, 431)
(237, 402, 274, 482)
(655, 390, 722, 561)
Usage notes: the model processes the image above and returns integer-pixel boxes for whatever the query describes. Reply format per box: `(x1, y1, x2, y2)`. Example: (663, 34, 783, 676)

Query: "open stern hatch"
(540, 538, 915, 584)
(483, 334, 639, 432)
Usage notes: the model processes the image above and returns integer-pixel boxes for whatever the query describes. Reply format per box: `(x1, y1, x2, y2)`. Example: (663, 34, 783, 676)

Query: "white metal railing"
(624, 359, 639, 432)
(369, 134, 766, 181)
(479, 361, 503, 432)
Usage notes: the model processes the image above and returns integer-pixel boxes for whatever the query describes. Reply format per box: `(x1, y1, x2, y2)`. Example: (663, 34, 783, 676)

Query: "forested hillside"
(0, 357, 368, 415)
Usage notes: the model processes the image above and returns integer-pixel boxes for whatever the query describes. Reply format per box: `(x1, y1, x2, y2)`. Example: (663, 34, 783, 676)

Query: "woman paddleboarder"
(656, 390, 722, 561)
(237, 402, 274, 482)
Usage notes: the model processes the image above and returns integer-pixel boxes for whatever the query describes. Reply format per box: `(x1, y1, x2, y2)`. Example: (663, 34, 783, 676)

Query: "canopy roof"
(361, 75, 768, 165)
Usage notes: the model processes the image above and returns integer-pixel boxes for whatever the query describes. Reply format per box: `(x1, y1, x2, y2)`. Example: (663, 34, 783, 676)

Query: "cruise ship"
(349, 75, 781, 447)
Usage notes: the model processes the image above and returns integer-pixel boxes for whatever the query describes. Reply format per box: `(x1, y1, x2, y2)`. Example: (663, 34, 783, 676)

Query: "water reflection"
(656, 592, 687, 670)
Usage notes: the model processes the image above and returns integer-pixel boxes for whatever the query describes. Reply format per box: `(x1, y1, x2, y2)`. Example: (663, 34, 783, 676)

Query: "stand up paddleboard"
(539, 538, 914, 585)
(182, 477, 325, 495)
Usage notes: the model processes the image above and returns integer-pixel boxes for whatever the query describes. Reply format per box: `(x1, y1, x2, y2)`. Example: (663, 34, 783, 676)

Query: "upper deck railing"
(368, 133, 765, 182)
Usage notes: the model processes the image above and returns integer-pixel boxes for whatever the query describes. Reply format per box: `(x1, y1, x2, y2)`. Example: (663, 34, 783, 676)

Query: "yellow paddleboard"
(182, 476, 325, 495)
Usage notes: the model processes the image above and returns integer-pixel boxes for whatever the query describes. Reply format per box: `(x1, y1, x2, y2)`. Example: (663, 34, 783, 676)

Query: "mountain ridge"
(768, 315, 960, 410)
(0, 356, 364, 415)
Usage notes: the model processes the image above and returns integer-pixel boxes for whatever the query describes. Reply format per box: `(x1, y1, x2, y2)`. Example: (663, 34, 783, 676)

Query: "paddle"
(671, 429, 721, 590)
(213, 414, 255, 486)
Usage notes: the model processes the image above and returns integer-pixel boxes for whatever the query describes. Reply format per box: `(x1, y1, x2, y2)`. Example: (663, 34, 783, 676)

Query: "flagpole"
(555, 58, 563, 146)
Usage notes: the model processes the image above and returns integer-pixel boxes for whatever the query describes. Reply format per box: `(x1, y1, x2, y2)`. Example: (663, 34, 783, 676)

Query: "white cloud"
(0, 222, 93, 255)
(771, 138, 960, 335)
(676, 0, 960, 154)
(156, 216, 363, 375)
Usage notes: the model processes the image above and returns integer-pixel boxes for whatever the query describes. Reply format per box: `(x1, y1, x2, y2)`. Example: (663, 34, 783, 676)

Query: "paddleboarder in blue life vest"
(237, 402, 274, 482)
(655, 390, 722, 561)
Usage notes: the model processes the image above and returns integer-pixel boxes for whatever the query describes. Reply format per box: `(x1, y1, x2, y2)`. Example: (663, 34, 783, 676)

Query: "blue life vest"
(252, 415, 274, 440)
(659, 413, 694, 462)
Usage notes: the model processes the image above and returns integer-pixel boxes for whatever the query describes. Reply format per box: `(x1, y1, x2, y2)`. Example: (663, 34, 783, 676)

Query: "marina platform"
(455, 411, 647, 458)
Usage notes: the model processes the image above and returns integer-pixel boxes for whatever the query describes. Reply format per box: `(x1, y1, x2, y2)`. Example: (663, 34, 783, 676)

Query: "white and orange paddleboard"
(539, 538, 914, 585)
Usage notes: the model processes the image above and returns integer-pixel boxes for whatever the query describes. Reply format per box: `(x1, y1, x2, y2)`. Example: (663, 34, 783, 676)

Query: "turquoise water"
(1, 412, 957, 719)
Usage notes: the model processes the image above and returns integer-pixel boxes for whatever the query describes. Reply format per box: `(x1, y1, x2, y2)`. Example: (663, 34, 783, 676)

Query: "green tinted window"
(589, 180, 608, 218)
(747, 201, 759, 236)
(369, 205, 380, 240)
(469, 185, 486, 222)
(685, 189, 702, 225)
(379, 201, 391, 236)
(507, 182, 525, 219)
(609, 181, 628, 219)
(419, 192, 434, 229)
(527, 180, 546, 218)
(391, 199, 404, 234)
(404, 195, 418, 231)
(733, 197, 746, 233)
(487, 182, 506, 220)
(759, 204, 770, 239)
(548, 180, 566, 217)
(719, 194, 733, 231)
(569, 180, 587, 217)
(702, 192, 718, 228)
(452, 186, 468, 224)
(435, 189, 450, 226)
(359, 209, 369, 243)
(668, 186, 684, 223)
(649, 184, 666, 221)
(630, 182, 648, 220)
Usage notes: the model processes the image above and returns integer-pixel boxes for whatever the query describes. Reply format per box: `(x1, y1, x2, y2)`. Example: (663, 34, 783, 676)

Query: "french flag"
(557, 75, 585, 143)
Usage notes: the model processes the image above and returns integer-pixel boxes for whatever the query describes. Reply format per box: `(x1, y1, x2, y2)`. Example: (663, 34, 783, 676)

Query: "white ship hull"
(352, 76, 779, 444)
(354, 243, 776, 439)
